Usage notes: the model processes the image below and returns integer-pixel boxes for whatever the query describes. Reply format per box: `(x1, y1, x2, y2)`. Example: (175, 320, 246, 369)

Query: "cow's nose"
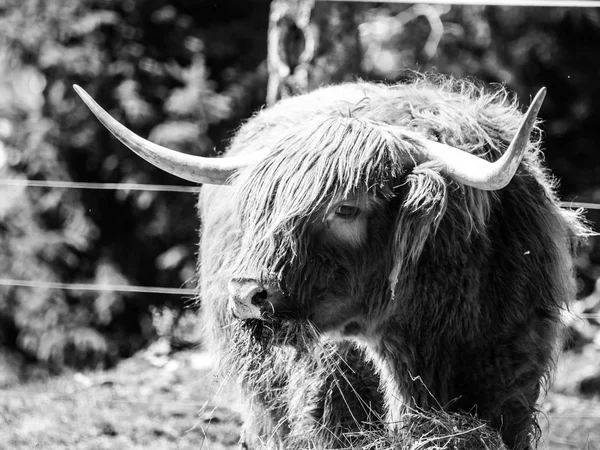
(227, 279, 270, 320)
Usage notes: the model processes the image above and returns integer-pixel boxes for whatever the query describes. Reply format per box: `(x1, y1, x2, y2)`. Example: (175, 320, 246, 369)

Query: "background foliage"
(0, 0, 270, 374)
(0, 0, 598, 375)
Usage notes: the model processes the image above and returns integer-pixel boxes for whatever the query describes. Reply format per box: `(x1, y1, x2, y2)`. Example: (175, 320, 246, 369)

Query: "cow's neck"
(366, 319, 459, 429)
(364, 236, 489, 429)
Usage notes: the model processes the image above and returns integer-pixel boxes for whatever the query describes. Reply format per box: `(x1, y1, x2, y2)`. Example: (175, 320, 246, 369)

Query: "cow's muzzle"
(227, 279, 280, 320)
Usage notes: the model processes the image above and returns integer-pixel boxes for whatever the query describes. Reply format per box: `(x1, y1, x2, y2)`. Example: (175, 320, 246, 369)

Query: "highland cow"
(75, 76, 588, 450)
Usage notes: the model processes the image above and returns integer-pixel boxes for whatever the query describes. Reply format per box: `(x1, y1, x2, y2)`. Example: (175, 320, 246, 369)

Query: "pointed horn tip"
(518, 87, 546, 129)
(73, 85, 90, 103)
(531, 87, 547, 107)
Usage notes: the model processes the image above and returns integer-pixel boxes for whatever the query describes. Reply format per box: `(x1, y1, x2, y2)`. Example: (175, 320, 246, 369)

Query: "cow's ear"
(388, 165, 448, 294)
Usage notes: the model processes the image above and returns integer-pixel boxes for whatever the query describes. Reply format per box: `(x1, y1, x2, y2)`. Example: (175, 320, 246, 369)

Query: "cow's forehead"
(228, 79, 526, 174)
(232, 115, 408, 223)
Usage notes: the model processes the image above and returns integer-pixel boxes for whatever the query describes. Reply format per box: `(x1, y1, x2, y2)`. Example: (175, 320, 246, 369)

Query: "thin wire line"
(579, 313, 600, 319)
(0, 278, 196, 296)
(2, 276, 600, 307)
(2, 178, 600, 210)
(320, 0, 600, 7)
(561, 202, 600, 211)
(0, 390, 212, 408)
(2, 389, 600, 419)
(545, 414, 600, 419)
(0, 178, 202, 193)
(558, 202, 600, 209)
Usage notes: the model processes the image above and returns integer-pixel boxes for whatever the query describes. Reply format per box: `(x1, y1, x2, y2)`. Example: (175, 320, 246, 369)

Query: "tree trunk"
(266, 0, 362, 105)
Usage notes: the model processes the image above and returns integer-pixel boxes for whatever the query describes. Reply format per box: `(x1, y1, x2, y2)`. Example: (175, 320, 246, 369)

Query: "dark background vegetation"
(0, 0, 599, 377)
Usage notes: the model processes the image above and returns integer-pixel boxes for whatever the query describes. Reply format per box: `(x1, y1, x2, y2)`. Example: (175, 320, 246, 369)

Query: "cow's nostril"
(227, 279, 272, 320)
(251, 289, 268, 306)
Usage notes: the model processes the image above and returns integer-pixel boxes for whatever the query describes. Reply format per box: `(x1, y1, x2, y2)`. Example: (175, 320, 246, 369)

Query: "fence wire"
(0, 178, 202, 193)
(2, 178, 600, 209)
(0, 278, 196, 296)
(321, 0, 600, 7)
(0, 0, 598, 432)
(1, 177, 600, 295)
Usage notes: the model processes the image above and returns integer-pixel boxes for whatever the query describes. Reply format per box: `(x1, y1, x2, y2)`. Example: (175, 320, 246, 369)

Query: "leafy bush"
(0, 0, 269, 371)
(0, 1, 598, 372)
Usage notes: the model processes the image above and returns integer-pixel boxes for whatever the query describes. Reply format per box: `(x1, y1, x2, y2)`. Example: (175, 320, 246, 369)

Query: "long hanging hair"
(200, 74, 592, 449)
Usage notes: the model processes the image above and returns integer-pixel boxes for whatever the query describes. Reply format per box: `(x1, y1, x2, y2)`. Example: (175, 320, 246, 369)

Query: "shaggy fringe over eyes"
(388, 165, 448, 294)
(231, 115, 413, 284)
(230, 75, 553, 291)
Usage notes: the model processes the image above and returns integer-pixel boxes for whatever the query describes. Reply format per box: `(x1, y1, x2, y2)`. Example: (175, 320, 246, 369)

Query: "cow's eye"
(335, 204, 360, 219)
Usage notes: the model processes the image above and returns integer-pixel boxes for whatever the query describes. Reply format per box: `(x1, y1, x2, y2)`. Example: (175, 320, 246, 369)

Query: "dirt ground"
(1, 341, 599, 450)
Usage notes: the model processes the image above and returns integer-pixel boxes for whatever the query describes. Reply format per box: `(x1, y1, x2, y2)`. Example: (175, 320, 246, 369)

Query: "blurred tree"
(266, 0, 362, 104)
(360, 4, 600, 201)
(1, 1, 599, 374)
(0, 0, 270, 373)
(359, 4, 600, 294)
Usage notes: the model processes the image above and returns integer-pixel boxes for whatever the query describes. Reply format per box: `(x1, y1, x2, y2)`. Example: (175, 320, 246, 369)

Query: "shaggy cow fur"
(197, 75, 589, 449)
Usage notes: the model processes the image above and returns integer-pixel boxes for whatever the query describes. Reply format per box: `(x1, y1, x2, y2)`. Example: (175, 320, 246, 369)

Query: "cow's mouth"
(240, 315, 317, 350)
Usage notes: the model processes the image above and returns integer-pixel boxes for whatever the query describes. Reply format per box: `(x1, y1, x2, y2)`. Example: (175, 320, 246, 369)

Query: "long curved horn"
(73, 85, 262, 185)
(399, 88, 546, 191)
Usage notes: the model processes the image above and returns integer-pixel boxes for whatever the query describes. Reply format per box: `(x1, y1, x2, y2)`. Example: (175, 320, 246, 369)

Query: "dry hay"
(342, 408, 507, 450)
